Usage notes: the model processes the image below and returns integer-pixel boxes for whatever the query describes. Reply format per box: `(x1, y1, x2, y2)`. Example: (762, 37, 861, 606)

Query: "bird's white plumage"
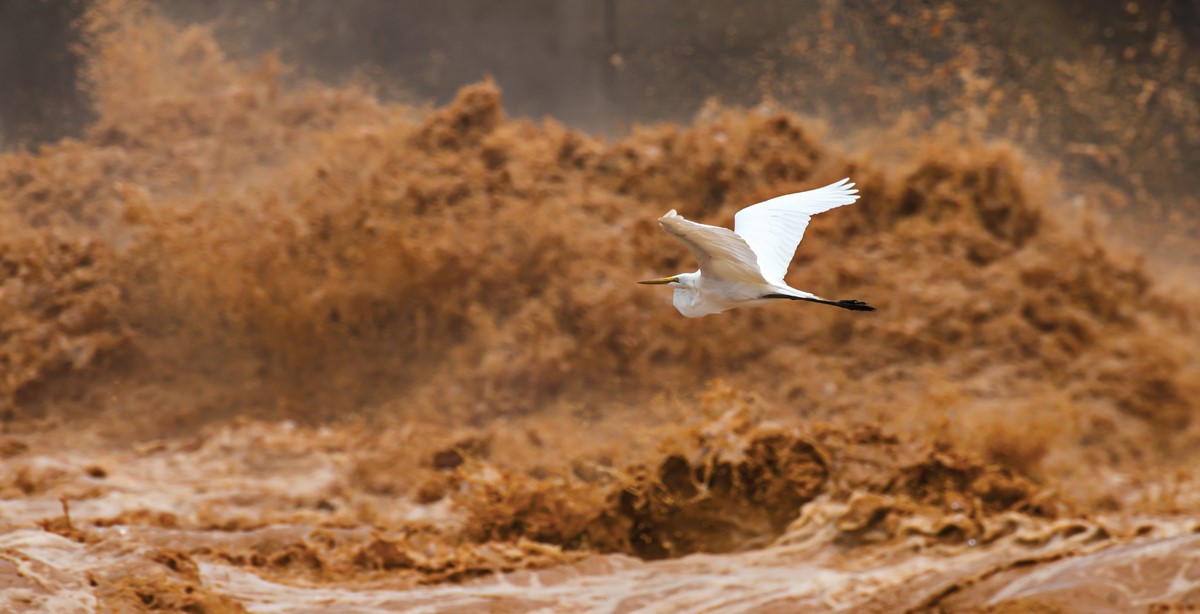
(732, 177, 859, 284)
(641, 178, 872, 318)
(657, 211, 767, 285)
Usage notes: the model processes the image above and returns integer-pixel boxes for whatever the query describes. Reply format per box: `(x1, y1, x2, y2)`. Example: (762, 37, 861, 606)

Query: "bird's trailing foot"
(763, 294, 876, 312)
(830, 299, 875, 311)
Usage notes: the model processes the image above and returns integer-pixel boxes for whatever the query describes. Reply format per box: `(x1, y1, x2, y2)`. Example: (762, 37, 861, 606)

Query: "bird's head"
(637, 275, 680, 287)
(637, 271, 697, 288)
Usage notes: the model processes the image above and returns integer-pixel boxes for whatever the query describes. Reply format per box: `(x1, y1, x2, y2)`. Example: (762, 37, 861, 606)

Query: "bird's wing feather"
(732, 178, 860, 284)
(658, 210, 767, 284)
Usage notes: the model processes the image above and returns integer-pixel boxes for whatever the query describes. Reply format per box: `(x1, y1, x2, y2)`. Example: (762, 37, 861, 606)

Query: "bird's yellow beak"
(638, 276, 679, 285)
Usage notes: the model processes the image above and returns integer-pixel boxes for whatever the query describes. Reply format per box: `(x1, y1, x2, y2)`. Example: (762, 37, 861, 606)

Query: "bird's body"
(659, 272, 797, 318)
(640, 178, 874, 317)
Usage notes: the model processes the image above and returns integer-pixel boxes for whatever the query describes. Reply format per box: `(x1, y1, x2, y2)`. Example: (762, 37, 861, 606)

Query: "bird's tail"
(762, 293, 876, 312)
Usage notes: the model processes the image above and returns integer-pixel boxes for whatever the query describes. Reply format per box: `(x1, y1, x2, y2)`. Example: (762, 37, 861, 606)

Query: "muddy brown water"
(2, 1, 1200, 612)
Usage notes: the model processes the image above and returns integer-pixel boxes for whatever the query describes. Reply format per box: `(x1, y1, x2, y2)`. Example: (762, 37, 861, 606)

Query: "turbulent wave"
(1, 1, 1198, 611)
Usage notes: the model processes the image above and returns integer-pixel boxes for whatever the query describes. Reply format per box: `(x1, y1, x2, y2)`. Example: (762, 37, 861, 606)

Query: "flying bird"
(639, 178, 874, 318)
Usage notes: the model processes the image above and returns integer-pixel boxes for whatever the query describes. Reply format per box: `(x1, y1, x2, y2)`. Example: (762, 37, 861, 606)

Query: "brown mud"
(2, 1, 1200, 611)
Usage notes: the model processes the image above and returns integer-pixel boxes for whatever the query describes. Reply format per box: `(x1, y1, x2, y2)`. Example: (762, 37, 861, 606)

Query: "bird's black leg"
(762, 294, 876, 312)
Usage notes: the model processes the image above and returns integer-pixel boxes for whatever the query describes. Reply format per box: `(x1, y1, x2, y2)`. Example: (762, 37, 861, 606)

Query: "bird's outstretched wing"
(658, 210, 768, 284)
(733, 178, 860, 284)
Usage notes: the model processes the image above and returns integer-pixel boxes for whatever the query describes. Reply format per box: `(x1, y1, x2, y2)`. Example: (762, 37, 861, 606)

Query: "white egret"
(639, 178, 875, 317)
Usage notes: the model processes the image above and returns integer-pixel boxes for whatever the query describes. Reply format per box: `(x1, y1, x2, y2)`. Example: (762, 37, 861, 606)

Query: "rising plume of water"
(0, 1, 1199, 610)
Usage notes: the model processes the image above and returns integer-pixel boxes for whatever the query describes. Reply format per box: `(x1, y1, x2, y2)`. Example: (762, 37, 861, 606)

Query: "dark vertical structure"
(1, 0, 1199, 147)
(0, 0, 89, 144)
